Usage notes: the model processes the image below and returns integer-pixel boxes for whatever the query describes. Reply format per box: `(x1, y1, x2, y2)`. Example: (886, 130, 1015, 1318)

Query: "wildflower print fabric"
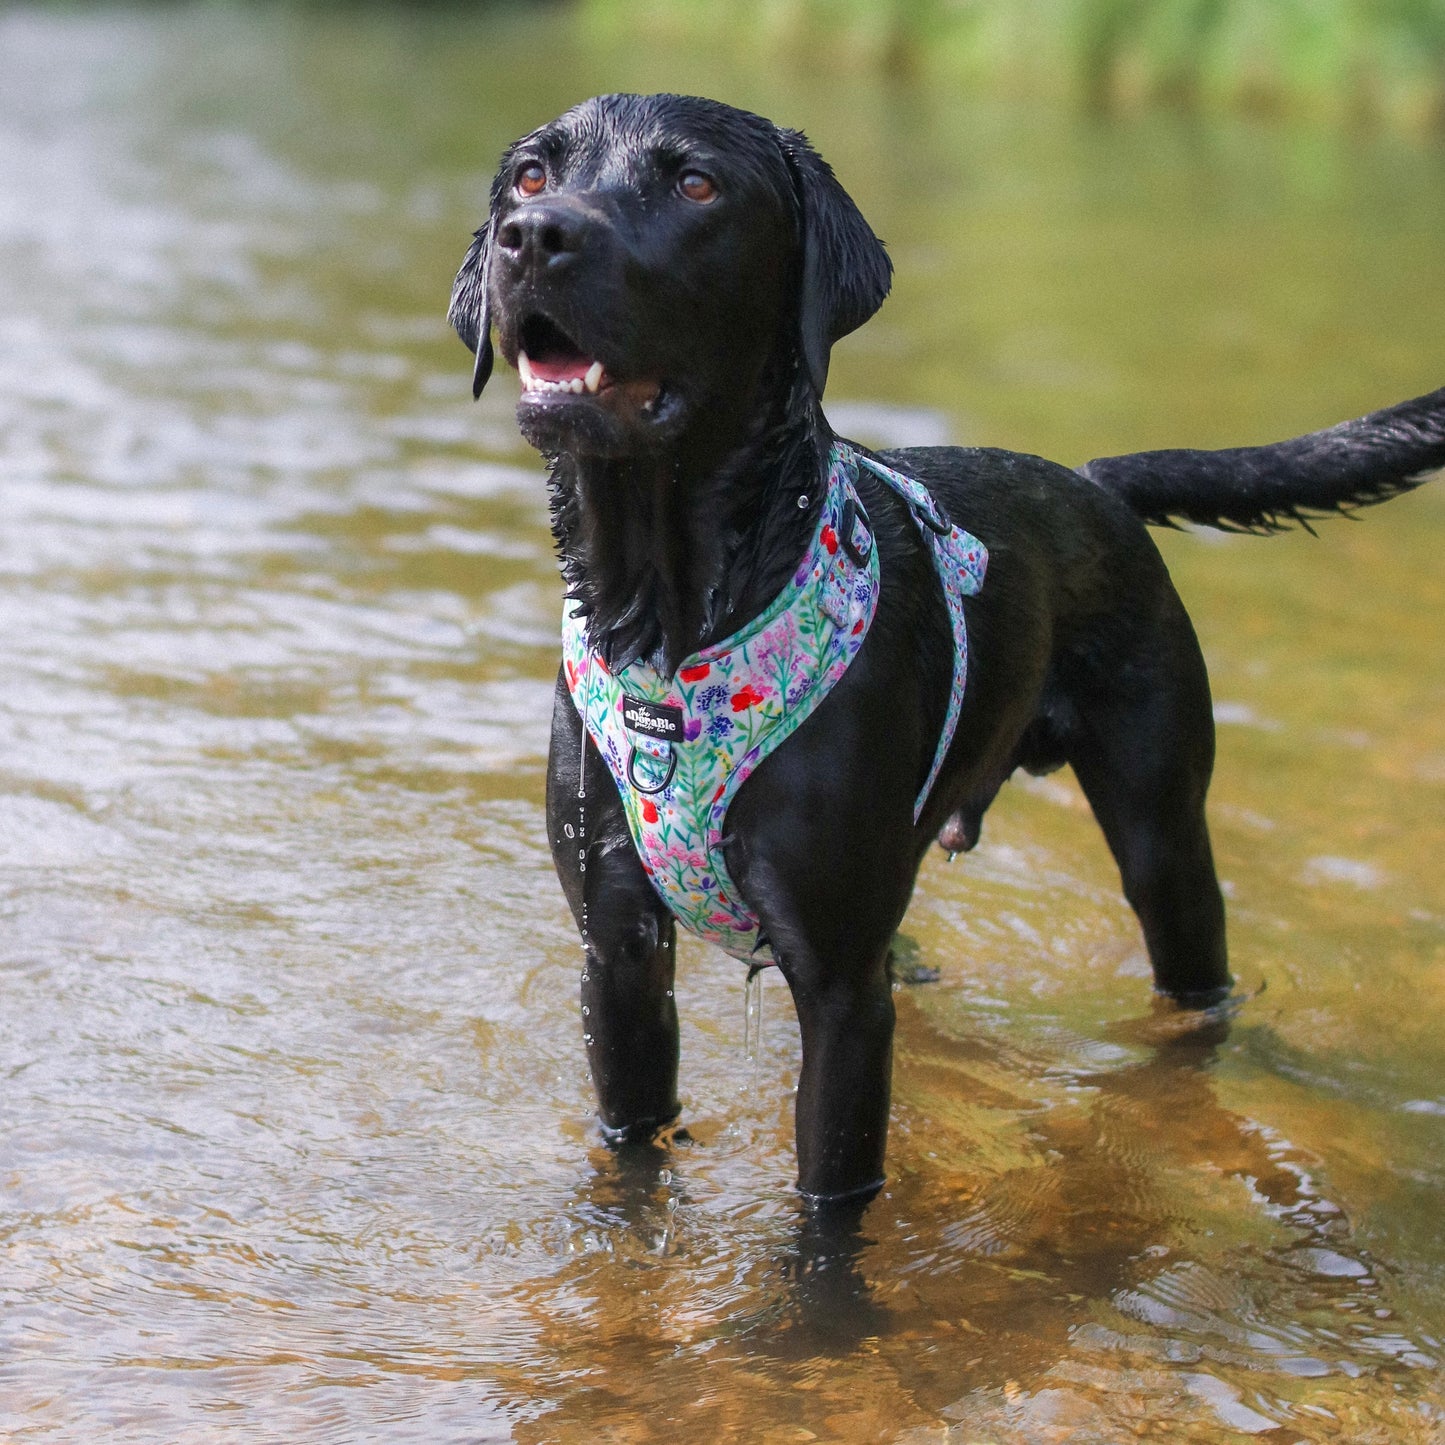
(562, 442, 987, 963)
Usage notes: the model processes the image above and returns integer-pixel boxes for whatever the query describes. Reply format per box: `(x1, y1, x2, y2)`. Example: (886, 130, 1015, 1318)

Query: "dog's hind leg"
(547, 675, 680, 1141)
(1063, 598, 1232, 1004)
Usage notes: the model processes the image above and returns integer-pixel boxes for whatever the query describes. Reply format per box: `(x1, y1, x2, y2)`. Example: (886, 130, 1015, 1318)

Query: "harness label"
(623, 695, 685, 741)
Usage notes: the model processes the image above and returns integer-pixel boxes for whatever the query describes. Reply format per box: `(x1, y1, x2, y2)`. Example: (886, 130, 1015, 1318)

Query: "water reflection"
(498, 992, 1439, 1440)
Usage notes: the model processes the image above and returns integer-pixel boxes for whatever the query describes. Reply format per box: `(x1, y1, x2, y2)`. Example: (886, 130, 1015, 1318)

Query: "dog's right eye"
(515, 164, 546, 198)
(678, 170, 718, 204)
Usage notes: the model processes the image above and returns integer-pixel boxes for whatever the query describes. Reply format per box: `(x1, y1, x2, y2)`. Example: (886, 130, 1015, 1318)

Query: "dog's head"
(449, 93, 891, 459)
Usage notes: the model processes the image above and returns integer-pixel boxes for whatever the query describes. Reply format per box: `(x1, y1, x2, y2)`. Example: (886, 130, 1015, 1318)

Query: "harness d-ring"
(627, 743, 677, 795)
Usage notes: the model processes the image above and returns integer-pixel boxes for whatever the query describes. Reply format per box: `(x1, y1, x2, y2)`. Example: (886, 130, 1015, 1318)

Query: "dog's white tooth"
(519, 352, 535, 389)
(569, 378, 584, 394)
(584, 361, 603, 393)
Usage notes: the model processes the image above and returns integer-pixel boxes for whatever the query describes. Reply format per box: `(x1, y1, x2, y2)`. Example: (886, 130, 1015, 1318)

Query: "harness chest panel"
(563, 442, 987, 962)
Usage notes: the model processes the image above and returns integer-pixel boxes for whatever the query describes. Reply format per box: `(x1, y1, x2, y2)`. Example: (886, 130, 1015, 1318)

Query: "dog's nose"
(496, 203, 589, 274)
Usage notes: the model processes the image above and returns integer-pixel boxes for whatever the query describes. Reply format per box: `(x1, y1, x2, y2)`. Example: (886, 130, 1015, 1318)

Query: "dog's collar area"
(563, 441, 987, 962)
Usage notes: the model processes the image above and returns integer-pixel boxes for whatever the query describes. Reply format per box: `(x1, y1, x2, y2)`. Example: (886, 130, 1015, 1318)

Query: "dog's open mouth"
(516, 315, 663, 413)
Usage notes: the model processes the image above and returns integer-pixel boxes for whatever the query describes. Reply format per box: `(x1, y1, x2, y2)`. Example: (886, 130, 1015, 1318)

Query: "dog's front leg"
(779, 945, 895, 1209)
(547, 672, 680, 1141)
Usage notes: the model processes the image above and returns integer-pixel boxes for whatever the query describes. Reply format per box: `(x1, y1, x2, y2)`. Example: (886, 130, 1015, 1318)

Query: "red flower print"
(821, 524, 838, 555)
(851, 619, 864, 634)
(641, 799, 659, 824)
(680, 663, 710, 682)
(564, 659, 578, 688)
(731, 684, 764, 711)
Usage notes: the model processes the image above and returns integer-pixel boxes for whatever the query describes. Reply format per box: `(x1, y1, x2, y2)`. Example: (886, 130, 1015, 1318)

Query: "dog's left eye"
(678, 171, 718, 204)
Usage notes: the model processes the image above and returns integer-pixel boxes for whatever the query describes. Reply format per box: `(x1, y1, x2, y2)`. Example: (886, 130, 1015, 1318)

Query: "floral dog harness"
(563, 441, 988, 962)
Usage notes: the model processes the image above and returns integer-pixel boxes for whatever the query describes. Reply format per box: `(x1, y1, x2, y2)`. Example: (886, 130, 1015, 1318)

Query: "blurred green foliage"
(579, 0, 1445, 131)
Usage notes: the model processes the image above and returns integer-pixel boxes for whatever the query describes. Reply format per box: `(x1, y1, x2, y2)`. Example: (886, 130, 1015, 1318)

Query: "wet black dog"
(449, 93, 1444, 1207)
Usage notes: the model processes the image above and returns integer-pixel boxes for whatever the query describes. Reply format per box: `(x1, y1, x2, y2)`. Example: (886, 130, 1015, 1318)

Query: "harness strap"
(563, 441, 987, 961)
(853, 453, 987, 815)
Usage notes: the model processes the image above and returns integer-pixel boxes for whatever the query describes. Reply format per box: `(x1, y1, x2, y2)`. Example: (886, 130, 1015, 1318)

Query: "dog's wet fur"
(450, 93, 1445, 1208)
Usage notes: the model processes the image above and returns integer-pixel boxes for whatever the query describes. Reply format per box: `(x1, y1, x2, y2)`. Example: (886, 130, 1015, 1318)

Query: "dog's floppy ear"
(776, 128, 892, 396)
(448, 222, 494, 400)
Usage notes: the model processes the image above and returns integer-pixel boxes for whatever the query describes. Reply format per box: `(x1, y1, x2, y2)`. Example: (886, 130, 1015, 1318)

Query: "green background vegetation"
(580, 0, 1445, 132)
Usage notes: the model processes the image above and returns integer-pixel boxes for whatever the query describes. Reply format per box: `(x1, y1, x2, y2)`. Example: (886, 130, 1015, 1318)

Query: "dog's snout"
(497, 203, 590, 273)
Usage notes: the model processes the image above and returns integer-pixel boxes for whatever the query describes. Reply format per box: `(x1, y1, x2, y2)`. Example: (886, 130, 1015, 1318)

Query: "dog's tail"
(1077, 384, 1445, 533)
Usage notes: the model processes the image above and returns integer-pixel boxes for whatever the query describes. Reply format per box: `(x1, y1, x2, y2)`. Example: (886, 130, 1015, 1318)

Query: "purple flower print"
(697, 684, 728, 711)
(684, 717, 703, 741)
(707, 713, 734, 741)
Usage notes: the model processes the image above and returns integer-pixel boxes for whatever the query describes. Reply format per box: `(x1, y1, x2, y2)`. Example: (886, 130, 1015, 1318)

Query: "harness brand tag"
(623, 695, 685, 741)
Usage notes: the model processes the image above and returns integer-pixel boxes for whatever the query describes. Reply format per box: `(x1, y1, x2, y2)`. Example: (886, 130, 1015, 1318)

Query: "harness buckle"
(914, 497, 952, 536)
(840, 496, 873, 565)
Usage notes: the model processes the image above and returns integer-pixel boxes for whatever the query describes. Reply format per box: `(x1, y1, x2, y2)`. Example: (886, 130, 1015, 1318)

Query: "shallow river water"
(1, 7, 1442, 1441)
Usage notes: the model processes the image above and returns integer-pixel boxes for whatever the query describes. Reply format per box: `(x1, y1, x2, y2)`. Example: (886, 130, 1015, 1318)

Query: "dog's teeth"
(519, 352, 535, 390)
(584, 361, 603, 393)
(569, 377, 584, 394)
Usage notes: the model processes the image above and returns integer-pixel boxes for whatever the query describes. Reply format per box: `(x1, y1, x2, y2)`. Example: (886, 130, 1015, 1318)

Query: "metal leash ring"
(626, 742, 677, 795)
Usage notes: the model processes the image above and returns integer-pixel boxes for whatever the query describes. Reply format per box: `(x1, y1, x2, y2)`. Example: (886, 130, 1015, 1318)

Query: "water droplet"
(796, 494, 809, 509)
(581, 1006, 590, 1016)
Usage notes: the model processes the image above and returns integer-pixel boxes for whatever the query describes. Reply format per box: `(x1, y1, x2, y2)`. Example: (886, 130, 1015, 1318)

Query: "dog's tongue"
(529, 351, 593, 383)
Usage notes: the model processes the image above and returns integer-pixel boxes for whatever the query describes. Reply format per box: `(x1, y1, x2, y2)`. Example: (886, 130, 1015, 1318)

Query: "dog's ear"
(776, 128, 892, 396)
(448, 223, 494, 400)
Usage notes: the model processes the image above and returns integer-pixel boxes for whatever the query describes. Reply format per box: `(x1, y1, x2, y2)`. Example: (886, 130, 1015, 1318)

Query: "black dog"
(449, 93, 1444, 1208)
